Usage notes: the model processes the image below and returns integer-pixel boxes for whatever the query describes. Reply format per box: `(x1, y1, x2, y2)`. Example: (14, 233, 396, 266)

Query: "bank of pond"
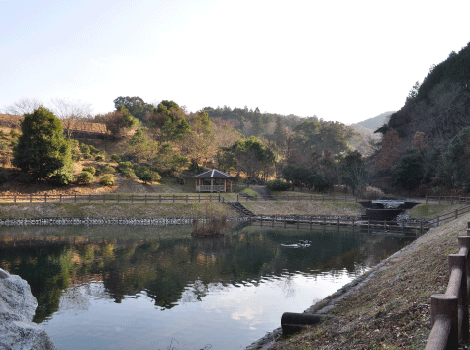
(0, 224, 416, 350)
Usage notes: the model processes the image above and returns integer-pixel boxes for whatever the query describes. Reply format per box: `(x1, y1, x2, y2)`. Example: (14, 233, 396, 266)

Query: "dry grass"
(0, 202, 238, 219)
(269, 213, 470, 350)
(243, 201, 364, 217)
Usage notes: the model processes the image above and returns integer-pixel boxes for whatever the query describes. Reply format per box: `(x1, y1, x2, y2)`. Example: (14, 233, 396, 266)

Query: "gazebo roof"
(193, 169, 234, 179)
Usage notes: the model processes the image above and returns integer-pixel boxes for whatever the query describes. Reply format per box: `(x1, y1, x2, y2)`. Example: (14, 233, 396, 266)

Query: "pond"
(0, 224, 415, 350)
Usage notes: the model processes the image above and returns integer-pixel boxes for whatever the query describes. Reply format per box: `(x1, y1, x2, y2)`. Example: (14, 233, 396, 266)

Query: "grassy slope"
(0, 202, 238, 218)
(270, 212, 470, 349)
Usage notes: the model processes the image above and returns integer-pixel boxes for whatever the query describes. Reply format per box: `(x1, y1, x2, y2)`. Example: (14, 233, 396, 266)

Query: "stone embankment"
(0, 268, 56, 349)
(0, 216, 248, 226)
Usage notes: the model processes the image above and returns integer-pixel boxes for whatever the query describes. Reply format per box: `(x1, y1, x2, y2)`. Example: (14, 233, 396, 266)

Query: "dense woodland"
(1, 41, 470, 197)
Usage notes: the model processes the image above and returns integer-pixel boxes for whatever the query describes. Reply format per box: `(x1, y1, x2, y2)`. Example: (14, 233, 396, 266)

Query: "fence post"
(430, 295, 459, 348)
(30, 194, 32, 203)
(186, 195, 188, 203)
(458, 235, 470, 289)
(344, 196, 346, 202)
(89, 194, 91, 202)
(103, 195, 106, 203)
(173, 195, 175, 203)
(437, 216, 440, 226)
(74, 194, 77, 203)
(59, 194, 62, 203)
(426, 196, 428, 204)
(448, 254, 469, 341)
(144, 195, 147, 203)
(14, 195, 16, 203)
(44, 194, 47, 203)
(456, 209, 459, 219)
(118, 195, 120, 203)
(237, 194, 239, 202)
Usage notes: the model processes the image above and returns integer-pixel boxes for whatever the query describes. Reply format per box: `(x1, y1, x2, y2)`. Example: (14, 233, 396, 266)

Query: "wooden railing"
(426, 196, 470, 204)
(423, 206, 470, 228)
(0, 193, 359, 203)
(425, 223, 470, 349)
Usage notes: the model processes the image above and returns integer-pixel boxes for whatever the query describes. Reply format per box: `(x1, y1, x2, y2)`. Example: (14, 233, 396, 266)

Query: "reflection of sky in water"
(0, 225, 412, 349)
(43, 270, 356, 350)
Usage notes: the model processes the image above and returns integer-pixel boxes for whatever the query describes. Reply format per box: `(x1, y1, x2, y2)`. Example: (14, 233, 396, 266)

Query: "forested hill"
(382, 41, 470, 145)
(202, 106, 304, 137)
(373, 41, 470, 194)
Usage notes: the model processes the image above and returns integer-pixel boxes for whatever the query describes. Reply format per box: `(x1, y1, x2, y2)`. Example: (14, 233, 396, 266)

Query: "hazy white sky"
(1, 0, 469, 124)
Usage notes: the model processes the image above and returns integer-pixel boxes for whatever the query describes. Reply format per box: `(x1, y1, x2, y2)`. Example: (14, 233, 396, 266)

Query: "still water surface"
(0, 224, 414, 349)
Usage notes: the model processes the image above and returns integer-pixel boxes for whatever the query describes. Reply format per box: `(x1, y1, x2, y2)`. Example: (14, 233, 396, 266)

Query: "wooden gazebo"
(194, 169, 235, 193)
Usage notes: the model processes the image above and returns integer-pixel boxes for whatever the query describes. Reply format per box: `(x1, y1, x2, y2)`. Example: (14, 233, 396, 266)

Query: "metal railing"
(425, 223, 470, 349)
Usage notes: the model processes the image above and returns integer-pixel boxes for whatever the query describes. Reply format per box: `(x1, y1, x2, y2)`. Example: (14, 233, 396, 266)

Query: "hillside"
(351, 111, 394, 132)
(370, 41, 470, 195)
(384, 42, 470, 143)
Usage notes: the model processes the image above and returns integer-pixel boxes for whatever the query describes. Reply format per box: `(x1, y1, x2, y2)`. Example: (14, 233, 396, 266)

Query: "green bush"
(100, 165, 116, 175)
(110, 154, 121, 163)
(77, 171, 94, 184)
(117, 161, 136, 179)
(88, 145, 100, 154)
(95, 154, 105, 162)
(82, 166, 96, 175)
(79, 144, 91, 159)
(138, 171, 153, 184)
(266, 179, 292, 191)
(100, 174, 115, 186)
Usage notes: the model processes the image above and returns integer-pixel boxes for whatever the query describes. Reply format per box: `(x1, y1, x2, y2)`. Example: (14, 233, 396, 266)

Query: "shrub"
(88, 144, 100, 154)
(100, 165, 116, 175)
(360, 186, 384, 200)
(95, 154, 105, 162)
(266, 179, 291, 191)
(100, 174, 115, 186)
(110, 154, 121, 163)
(79, 144, 91, 159)
(138, 171, 153, 184)
(117, 161, 136, 179)
(82, 166, 96, 175)
(77, 171, 94, 184)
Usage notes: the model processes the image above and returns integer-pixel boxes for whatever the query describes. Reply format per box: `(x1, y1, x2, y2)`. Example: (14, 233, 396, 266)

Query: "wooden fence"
(426, 196, 470, 204)
(0, 193, 359, 204)
(425, 223, 470, 349)
(249, 214, 425, 235)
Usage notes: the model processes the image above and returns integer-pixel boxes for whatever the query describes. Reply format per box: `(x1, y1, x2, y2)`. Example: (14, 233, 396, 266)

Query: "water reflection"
(0, 224, 414, 349)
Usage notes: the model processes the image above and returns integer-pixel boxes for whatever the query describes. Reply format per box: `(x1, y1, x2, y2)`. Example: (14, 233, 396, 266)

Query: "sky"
(1, 0, 469, 125)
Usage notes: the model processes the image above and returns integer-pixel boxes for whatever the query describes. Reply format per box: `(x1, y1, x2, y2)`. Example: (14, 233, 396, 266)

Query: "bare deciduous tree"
(50, 98, 93, 139)
(4, 98, 43, 116)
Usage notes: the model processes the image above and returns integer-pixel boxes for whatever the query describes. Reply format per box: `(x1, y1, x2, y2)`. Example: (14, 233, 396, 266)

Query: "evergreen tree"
(13, 107, 74, 184)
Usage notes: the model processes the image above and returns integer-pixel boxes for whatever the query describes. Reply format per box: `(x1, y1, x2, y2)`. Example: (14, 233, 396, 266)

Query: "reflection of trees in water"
(0, 226, 413, 321)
